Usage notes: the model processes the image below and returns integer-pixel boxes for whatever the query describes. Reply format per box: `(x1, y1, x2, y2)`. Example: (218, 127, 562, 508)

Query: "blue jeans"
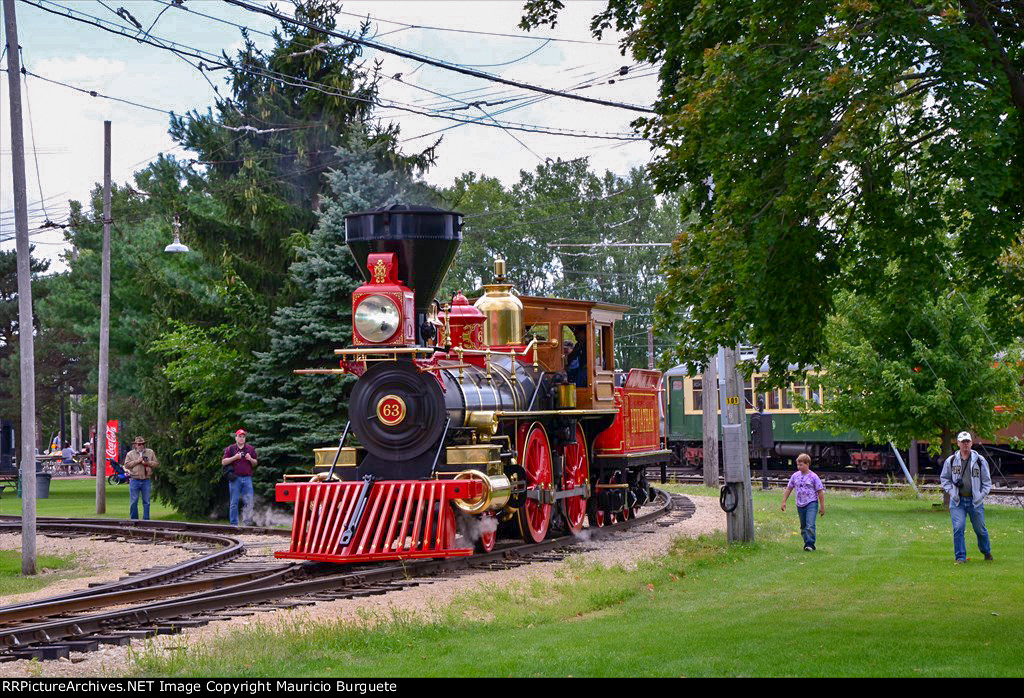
(797, 501, 818, 548)
(950, 496, 991, 561)
(229, 475, 254, 526)
(129, 479, 151, 520)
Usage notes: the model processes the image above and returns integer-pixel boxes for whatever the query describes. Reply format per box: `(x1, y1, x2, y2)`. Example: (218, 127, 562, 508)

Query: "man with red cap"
(222, 428, 258, 526)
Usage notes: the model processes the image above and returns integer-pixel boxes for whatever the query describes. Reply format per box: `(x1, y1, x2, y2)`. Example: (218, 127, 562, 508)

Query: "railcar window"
(527, 323, 549, 342)
(791, 380, 806, 407)
(692, 378, 703, 412)
(564, 324, 588, 387)
(768, 387, 780, 410)
(593, 324, 614, 372)
(811, 383, 823, 405)
(744, 378, 753, 409)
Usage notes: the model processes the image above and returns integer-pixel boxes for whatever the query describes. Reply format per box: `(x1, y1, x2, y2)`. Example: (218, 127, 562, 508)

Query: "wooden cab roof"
(518, 295, 628, 323)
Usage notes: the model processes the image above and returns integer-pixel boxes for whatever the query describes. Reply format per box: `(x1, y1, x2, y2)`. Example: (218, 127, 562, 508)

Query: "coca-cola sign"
(105, 420, 118, 460)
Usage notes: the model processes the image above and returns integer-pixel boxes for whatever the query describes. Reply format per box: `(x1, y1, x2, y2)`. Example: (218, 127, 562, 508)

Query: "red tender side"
(593, 369, 663, 455)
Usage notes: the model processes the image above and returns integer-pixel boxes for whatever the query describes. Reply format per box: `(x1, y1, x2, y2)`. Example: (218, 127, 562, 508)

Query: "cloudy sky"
(1, 0, 659, 267)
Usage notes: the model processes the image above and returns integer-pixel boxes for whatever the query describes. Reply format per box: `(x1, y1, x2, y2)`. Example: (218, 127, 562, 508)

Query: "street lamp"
(164, 216, 189, 253)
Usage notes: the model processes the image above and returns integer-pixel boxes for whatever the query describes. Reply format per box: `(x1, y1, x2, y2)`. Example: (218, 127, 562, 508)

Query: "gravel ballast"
(0, 494, 725, 677)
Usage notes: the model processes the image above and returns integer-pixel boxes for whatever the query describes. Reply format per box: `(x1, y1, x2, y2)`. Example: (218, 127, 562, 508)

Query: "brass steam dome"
(474, 258, 524, 346)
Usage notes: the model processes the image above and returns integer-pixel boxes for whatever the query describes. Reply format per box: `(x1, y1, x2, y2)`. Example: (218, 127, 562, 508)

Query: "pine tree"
(242, 135, 439, 498)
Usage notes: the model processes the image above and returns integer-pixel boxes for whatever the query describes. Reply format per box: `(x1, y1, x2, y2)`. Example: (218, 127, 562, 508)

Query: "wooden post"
(95, 121, 111, 514)
(4, 0, 38, 575)
(701, 356, 719, 488)
(719, 346, 754, 542)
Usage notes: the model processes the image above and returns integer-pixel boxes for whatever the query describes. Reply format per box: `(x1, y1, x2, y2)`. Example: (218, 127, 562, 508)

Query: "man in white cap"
(939, 431, 993, 563)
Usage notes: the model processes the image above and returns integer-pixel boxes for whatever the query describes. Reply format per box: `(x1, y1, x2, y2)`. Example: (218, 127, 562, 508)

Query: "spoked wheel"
(561, 424, 589, 535)
(474, 512, 497, 553)
(435, 503, 457, 550)
(516, 422, 553, 543)
(619, 500, 633, 521)
(587, 495, 609, 528)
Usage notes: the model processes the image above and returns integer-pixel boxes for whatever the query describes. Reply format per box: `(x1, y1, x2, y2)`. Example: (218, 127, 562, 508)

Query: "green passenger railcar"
(663, 365, 874, 470)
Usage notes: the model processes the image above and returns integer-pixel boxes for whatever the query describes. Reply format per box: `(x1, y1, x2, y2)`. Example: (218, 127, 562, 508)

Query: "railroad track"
(0, 489, 688, 662)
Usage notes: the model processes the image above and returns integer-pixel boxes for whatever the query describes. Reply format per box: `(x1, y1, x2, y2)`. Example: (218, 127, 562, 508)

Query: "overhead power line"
(222, 0, 654, 114)
(16, 2, 644, 142)
(548, 242, 672, 248)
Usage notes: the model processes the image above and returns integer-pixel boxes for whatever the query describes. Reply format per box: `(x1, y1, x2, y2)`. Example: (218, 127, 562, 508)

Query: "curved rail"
(0, 490, 677, 654)
(0, 522, 245, 610)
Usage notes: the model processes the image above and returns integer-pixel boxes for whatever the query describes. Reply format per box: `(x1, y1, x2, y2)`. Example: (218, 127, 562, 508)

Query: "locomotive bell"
(440, 291, 486, 349)
(474, 258, 524, 346)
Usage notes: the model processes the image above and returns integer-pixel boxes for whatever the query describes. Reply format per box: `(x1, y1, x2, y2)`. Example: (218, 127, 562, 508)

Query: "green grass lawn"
(0, 477, 183, 521)
(133, 486, 1024, 678)
(0, 548, 77, 596)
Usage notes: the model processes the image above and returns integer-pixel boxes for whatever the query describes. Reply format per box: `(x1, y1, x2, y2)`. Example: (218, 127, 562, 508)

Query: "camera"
(952, 477, 963, 489)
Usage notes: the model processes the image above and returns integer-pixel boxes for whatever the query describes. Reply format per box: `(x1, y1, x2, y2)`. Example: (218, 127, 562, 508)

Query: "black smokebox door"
(349, 361, 447, 461)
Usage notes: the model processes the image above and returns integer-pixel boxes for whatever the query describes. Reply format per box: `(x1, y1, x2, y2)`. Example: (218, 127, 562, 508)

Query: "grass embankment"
(0, 549, 76, 596)
(133, 486, 1024, 677)
(0, 477, 182, 521)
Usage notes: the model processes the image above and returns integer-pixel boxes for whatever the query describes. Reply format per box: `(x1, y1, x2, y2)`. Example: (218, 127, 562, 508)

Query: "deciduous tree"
(523, 1, 1024, 374)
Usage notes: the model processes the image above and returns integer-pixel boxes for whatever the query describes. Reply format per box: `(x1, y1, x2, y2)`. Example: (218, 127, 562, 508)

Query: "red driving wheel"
(516, 422, 553, 543)
(475, 512, 497, 553)
(436, 503, 457, 550)
(561, 424, 589, 534)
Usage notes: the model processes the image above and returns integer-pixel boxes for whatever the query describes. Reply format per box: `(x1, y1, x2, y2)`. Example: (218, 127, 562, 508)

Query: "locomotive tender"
(275, 205, 671, 564)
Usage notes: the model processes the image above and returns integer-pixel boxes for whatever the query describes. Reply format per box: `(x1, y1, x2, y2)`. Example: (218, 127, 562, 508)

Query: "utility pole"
(70, 394, 80, 450)
(718, 345, 754, 542)
(59, 387, 66, 449)
(95, 121, 111, 514)
(646, 326, 654, 370)
(701, 355, 719, 488)
(4, 0, 38, 574)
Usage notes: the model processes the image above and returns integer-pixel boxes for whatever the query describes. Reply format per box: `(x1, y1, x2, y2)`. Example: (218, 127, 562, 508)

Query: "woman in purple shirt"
(781, 453, 826, 551)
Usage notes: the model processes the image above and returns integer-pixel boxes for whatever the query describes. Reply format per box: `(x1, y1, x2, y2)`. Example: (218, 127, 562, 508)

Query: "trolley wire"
(18, 1, 644, 142)
(156, 0, 652, 115)
(222, 0, 654, 114)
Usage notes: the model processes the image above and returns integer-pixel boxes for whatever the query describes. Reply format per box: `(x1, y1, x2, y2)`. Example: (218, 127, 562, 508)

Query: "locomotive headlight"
(355, 294, 401, 343)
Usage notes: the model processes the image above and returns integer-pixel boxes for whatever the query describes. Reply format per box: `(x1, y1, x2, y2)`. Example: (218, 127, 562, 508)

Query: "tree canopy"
(241, 134, 439, 500)
(523, 0, 1024, 374)
(798, 284, 1023, 455)
(444, 159, 679, 369)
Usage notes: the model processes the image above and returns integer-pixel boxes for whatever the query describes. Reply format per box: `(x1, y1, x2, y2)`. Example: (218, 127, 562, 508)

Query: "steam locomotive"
(275, 205, 671, 564)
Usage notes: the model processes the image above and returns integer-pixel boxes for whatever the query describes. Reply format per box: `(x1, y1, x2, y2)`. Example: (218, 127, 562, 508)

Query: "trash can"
(18, 472, 51, 498)
(36, 472, 51, 498)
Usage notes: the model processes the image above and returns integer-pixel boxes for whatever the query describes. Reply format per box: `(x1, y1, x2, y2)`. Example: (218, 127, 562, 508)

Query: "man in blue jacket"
(939, 431, 993, 564)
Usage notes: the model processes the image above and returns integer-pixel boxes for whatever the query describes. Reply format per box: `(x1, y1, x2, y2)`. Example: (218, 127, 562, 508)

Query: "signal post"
(717, 346, 754, 542)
